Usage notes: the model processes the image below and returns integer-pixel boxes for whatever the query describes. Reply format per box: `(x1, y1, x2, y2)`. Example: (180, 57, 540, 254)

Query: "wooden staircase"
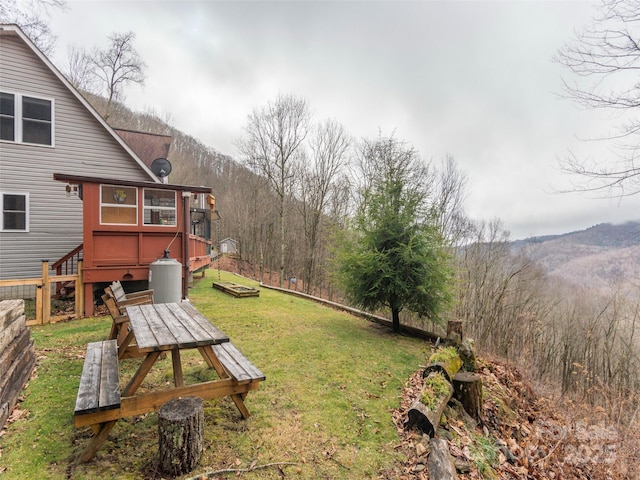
(51, 244, 83, 298)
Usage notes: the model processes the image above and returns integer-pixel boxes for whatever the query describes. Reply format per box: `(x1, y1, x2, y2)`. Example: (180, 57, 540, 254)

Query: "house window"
(0, 192, 29, 231)
(0, 91, 53, 146)
(0, 93, 15, 141)
(144, 189, 176, 226)
(100, 185, 137, 225)
(23, 96, 52, 145)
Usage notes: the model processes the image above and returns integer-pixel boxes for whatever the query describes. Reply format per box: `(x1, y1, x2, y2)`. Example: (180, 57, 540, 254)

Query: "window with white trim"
(100, 185, 137, 225)
(143, 188, 176, 226)
(0, 91, 53, 146)
(0, 192, 29, 231)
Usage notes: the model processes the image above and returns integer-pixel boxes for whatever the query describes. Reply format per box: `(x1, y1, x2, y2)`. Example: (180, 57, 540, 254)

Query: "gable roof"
(114, 129, 172, 169)
(0, 24, 159, 182)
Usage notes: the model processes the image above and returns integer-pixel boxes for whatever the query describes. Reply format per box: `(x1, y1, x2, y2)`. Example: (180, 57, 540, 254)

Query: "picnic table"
(74, 302, 265, 462)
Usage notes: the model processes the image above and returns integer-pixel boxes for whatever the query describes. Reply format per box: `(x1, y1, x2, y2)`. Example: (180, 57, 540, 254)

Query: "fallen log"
(428, 438, 457, 479)
(406, 371, 453, 437)
(424, 346, 463, 382)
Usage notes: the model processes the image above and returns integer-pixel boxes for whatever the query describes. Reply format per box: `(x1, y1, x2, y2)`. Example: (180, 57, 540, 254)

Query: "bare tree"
(0, 0, 66, 55)
(298, 119, 351, 293)
(430, 156, 472, 246)
(64, 45, 95, 92)
(237, 94, 310, 287)
(555, 0, 640, 196)
(89, 31, 146, 120)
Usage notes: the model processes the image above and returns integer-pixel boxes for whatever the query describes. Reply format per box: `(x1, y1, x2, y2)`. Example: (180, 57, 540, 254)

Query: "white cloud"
(47, 0, 639, 239)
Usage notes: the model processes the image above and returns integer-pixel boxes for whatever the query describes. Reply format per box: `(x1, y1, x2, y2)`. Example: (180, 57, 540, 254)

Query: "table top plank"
(127, 305, 174, 352)
(125, 303, 229, 353)
(125, 306, 156, 352)
(153, 303, 198, 349)
(167, 302, 228, 345)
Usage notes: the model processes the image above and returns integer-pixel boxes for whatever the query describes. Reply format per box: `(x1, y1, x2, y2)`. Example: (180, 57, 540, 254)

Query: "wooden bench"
(74, 339, 120, 417)
(74, 340, 121, 462)
(212, 342, 265, 385)
(108, 281, 154, 308)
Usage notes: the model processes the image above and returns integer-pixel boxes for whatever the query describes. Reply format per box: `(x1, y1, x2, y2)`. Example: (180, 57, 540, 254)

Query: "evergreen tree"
(334, 135, 452, 333)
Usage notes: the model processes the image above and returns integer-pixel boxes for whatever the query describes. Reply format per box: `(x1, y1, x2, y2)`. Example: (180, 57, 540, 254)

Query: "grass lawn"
(0, 270, 431, 479)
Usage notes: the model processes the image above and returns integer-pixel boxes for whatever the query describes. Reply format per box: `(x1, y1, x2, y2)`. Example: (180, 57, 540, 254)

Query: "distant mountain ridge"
(511, 221, 640, 289)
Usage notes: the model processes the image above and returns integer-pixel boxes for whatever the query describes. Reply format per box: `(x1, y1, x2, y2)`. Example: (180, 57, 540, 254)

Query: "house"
(220, 238, 238, 255)
(53, 172, 213, 315)
(0, 24, 159, 282)
(0, 25, 214, 315)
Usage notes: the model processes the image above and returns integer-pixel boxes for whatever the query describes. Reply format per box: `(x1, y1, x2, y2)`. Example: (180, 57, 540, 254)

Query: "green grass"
(0, 270, 430, 479)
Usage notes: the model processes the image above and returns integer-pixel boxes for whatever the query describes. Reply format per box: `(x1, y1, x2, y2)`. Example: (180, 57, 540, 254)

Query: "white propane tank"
(149, 250, 182, 303)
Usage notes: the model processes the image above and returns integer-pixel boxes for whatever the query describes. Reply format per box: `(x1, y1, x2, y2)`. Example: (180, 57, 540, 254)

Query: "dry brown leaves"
(387, 358, 638, 480)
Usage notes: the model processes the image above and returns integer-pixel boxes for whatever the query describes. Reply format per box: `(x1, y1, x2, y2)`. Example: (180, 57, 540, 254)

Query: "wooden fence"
(0, 260, 84, 325)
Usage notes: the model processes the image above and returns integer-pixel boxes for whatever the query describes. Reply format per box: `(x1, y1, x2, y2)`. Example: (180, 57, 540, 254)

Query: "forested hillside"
(512, 222, 640, 290)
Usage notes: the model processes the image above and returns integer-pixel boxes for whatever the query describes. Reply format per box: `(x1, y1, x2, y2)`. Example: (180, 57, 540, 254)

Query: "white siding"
(0, 33, 155, 280)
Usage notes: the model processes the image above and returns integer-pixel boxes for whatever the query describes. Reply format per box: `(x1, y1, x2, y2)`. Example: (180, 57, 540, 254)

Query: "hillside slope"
(512, 222, 640, 289)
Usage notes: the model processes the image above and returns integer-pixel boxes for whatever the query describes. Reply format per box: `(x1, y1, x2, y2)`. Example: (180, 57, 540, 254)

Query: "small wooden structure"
(53, 174, 214, 316)
(219, 238, 238, 255)
(212, 281, 260, 298)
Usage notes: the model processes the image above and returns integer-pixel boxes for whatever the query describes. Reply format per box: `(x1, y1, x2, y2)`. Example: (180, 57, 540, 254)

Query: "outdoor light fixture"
(65, 183, 79, 197)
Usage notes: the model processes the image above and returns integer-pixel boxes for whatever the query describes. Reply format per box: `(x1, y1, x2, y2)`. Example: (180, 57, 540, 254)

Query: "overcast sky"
(44, 0, 639, 240)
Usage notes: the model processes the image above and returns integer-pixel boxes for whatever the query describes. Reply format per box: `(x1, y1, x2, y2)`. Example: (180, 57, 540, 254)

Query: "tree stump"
(452, 372, 483, 423)
(446, 319, 464, 344)
(158, 396, 204, 476)
(428, 437, 458, 480)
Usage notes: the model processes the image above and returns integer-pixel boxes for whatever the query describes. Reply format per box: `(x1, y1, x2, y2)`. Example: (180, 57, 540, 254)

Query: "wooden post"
(41, 260, 51, 324)
(446, 319, 463, 344)
(458, 337, 477, 372)
(452, 372, 483, 423)
(158, 396, 204, 476)
(35, 279, 43, 325)
(76, 260, 84, 318)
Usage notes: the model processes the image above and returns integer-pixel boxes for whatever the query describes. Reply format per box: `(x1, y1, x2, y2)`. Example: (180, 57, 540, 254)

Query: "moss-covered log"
(406, 371, 453, 437)
(424, 346, 463, 381)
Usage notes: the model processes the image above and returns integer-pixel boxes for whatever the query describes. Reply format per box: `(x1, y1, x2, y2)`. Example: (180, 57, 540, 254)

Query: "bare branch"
(555, 0, 640, 196)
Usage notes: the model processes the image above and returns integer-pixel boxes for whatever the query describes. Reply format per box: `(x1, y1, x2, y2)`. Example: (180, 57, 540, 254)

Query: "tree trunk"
(158, 396, 204, 476)
(392, 307, 400, 333)
(452, 372, 483, 423)
(428, 438, 457, 480)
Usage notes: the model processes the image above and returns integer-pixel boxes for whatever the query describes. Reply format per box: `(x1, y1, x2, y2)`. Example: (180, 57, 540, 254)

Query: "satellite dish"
(151, 158, 172, 179)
